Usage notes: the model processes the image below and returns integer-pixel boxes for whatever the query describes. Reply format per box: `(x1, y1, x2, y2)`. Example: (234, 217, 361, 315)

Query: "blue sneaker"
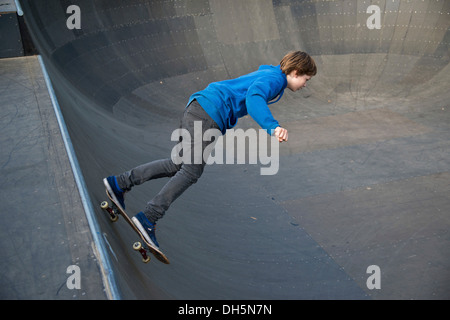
(103, 176, 126, 210)
(132, 212, 160, 248)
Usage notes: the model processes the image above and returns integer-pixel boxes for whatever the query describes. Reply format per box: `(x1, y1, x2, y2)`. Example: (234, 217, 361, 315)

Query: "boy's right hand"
(274, 127, 288, 142)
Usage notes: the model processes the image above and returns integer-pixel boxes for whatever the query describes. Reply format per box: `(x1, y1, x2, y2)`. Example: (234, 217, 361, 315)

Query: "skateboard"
(100, 189, 170, 264)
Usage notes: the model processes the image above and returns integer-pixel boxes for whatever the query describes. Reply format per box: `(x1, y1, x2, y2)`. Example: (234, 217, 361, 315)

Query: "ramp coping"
(38, 55, 121, 300)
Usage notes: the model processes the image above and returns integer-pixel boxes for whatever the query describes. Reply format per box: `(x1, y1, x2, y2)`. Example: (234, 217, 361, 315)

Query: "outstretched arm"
(246, 78, 284, 135)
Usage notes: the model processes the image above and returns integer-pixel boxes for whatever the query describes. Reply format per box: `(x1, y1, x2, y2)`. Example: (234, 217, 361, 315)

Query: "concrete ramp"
(20, 0, 449, 299)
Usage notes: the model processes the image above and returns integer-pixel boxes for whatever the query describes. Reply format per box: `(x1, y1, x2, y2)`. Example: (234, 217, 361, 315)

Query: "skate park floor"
(0, 56, 108, 299)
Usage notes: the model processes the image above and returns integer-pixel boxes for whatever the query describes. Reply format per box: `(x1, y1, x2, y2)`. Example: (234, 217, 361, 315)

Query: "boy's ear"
(290, 70, 299, 78)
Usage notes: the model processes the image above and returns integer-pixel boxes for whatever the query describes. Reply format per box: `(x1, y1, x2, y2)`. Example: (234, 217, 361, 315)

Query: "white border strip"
(38, 55, 121, 300)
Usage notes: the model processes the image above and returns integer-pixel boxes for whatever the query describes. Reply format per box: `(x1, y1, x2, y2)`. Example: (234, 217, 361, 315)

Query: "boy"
(103, 51, 317, 249)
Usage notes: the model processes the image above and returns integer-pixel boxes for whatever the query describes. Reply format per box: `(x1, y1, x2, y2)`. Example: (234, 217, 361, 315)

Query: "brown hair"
(280, 51, 317, 76)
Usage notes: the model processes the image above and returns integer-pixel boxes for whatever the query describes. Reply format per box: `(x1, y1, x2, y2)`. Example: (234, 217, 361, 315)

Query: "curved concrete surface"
(21, 0, 449, 299)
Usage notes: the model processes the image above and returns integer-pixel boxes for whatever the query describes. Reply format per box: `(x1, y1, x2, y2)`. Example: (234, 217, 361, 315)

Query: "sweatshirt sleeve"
(246, 78, 282, 135)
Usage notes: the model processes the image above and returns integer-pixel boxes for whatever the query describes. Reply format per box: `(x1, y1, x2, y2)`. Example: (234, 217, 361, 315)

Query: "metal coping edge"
(38, 55, 121, 300)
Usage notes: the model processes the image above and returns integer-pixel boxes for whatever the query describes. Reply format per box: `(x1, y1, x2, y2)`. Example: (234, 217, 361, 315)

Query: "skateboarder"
(104, 51, 317, 249)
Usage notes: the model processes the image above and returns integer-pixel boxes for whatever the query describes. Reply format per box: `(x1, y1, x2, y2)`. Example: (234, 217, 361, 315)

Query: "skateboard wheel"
(100, 201, 109, 209)
(101, 201, 119, 222)
(133, 242, 151, 263)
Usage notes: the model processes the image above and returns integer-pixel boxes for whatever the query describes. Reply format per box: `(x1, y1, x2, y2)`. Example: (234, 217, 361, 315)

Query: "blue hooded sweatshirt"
(187, 65, 287, 135)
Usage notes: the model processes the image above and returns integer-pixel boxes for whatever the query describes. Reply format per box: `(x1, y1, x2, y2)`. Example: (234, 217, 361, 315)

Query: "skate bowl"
(21, 0, 449, 299)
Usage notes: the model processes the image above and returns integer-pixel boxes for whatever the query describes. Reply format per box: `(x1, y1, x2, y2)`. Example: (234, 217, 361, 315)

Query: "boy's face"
(286, 71, 311, 92)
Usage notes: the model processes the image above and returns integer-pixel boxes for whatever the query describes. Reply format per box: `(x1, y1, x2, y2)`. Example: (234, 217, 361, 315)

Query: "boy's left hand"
(274, 127, 288, 142)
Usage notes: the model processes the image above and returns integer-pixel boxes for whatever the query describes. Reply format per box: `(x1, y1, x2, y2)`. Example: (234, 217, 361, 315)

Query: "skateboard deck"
(101, 189, 170, 264)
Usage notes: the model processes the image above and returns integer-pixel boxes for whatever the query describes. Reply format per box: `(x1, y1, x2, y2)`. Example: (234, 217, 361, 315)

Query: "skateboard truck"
(100, 201, 119, 222)
(133, 242, 151, 263)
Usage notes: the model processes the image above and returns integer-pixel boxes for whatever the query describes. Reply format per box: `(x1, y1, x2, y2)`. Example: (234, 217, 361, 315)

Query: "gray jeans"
(116, 100, 220, 223)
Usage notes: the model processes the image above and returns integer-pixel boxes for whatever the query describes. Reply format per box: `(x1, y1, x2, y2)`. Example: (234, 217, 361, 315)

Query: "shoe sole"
(103, 178, 124, 211)
(131, 217, 160, 250)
